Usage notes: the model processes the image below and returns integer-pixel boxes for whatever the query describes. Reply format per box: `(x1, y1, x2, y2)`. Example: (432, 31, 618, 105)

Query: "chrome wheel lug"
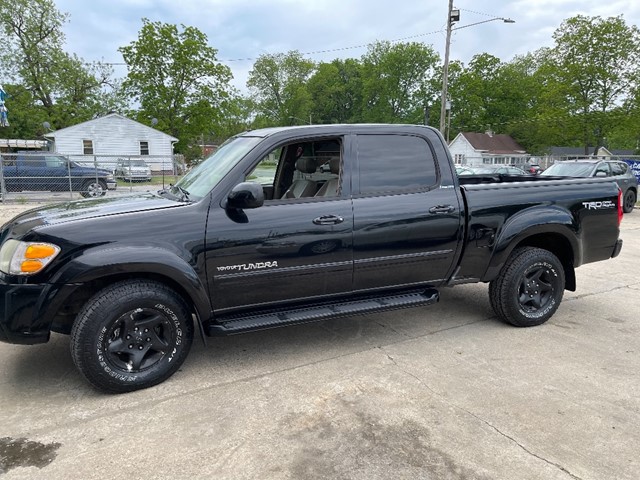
(138, 346, 143, 350)
(146, 337, 151, 342)
(128, 344, 133, 349)
(126, 335, 131, 340)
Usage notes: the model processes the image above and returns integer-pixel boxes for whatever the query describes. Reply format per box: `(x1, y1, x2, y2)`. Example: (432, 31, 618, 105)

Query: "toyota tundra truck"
(0, 125, 624, 392)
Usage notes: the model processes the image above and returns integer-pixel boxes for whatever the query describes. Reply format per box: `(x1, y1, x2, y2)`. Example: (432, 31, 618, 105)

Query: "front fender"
(47, 245, 211, 321)
(482, 205, 581, 282)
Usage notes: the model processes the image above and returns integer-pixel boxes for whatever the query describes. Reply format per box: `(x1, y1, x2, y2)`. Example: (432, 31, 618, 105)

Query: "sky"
(53, 0, 640, 92)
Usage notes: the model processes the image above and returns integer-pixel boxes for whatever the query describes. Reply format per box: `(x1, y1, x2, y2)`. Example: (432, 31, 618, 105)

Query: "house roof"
(43, 113, 178, 141)
(459, 132, 526, 154)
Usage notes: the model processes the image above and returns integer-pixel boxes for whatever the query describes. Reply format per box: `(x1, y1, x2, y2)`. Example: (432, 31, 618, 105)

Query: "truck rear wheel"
(80, 179, 107, 198)
(489, 247, 565, 327)
(70, 280, 194, 393)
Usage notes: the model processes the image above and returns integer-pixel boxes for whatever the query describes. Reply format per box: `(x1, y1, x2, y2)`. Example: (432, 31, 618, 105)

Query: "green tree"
(361, 41, 440, 124)
(119, 19, 233, 155)
(247, 51, 315, 126)
(0, 0, 116, 132)
(0, 84, 48, 138)
(447, 54, 502, 135)
(547, 15, 640, 152)
(307, 59, 364, 124)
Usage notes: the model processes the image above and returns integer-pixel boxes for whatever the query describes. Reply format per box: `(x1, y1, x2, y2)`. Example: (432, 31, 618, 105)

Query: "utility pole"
(439, 0, 458, 136)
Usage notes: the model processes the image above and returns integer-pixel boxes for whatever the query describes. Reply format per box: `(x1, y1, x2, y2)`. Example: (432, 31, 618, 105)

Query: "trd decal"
(582, 200, 615, 210)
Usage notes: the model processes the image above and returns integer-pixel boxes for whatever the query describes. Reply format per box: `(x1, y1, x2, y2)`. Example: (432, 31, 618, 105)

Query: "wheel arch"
(482, 207, 580, 292)
(44, 247, 211, 335)
(508, 233, 576, 291)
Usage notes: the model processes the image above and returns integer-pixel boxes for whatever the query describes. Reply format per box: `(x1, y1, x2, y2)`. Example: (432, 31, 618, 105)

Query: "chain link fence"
(0, 152, 186, 203)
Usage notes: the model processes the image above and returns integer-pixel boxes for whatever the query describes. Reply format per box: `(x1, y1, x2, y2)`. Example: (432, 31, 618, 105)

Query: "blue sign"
(623, 159, 640, 183)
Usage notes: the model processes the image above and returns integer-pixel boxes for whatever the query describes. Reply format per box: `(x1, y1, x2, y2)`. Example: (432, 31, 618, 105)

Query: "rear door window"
(357, 134, 437, 195)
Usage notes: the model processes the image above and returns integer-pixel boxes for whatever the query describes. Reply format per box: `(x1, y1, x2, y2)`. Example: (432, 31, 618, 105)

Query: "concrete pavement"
(0, 203, 639, 479)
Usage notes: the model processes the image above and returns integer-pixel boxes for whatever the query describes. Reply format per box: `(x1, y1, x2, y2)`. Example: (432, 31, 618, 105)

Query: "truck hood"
(4, 193, 186, 235)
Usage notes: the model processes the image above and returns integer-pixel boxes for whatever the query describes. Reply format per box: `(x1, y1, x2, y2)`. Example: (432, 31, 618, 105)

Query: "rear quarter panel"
(455, 177, 621, 283)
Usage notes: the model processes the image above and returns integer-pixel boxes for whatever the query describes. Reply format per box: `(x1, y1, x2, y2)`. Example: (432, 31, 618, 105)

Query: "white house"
(43, 113, 178, 172)
(448, 131, 529, 167)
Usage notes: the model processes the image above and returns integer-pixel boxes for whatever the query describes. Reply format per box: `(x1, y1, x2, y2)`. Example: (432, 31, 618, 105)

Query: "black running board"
(208, 288, 439, 336)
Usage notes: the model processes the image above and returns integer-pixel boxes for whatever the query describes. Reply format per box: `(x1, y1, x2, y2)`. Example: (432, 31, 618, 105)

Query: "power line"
(87, 13, 513, 68)
(459, 8, 503, 18)
(85, 27, 449, 67)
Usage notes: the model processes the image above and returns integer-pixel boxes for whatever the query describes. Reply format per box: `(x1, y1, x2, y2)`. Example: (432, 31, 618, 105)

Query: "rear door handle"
(313, 215, 344, 225)
(429, 205, 455, 214)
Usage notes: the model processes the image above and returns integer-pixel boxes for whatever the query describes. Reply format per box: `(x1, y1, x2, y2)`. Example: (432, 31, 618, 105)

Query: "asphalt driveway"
(1, 204, 639, 479)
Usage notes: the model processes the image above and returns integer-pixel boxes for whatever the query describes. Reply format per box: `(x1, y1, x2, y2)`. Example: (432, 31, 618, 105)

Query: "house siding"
(449, 133, 529, 166)
(46, 114, 177, 172)
(448, 136, 483, 165)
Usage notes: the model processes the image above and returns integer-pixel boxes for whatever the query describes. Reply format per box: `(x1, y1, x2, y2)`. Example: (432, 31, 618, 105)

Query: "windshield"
(541, 162, 595, 177)
(172, 136, 262, 200)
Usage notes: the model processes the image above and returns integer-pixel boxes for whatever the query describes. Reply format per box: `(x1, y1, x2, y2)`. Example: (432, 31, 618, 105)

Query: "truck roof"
(239, 124, 438, 138)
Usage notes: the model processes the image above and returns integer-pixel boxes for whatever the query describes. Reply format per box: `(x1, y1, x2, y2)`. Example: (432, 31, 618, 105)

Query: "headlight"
(106, 174, 115, 181)
(0, 240, 61, 275)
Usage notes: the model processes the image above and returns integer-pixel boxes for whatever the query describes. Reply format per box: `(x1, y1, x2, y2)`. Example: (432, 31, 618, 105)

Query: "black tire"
(70, 280, 194, 393)
(80, 179, 108, 198)
(489, 247, 565, 327)
(623, 189, 636, 213)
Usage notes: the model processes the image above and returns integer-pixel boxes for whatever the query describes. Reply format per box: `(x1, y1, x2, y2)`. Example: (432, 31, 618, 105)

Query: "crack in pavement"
(564, 283, 640, 302)
(380, 347, 584, 480)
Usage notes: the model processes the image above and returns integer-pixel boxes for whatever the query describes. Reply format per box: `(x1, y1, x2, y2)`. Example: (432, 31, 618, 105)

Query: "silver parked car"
(541, 159, 638, 212)
(114, 158, 152, 182)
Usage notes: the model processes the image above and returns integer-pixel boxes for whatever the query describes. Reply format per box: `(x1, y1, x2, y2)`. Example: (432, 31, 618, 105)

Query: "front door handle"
(313, 215, 344, 225)
(429, 205, 455, 214)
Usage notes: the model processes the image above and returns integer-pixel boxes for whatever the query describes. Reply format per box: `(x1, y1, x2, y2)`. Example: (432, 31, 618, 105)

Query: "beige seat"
(315, 157, 340, 197)
(281, 158, 318, 199)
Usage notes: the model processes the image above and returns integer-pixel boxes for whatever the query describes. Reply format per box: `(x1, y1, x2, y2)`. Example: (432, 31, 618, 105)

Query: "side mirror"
(227, 182, 264, 209)
(595, 171, 607, 177)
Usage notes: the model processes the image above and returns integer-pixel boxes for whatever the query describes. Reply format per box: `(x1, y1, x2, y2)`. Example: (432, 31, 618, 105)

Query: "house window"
(83, 140, 94, 155)
(140, 141, 149, 155)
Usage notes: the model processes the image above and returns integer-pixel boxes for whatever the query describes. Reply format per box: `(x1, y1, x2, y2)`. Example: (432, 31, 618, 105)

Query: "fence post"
(66, 154, 73, 200)
(0, 154, 5, 203)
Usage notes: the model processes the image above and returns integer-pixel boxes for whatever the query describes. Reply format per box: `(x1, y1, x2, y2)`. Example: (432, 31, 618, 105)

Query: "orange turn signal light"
(20, 260, 44, 273)
(25, 244, 57, 259)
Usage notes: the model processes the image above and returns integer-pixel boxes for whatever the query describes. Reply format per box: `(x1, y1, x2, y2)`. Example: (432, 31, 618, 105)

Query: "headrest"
(296, 157, 317, 174)
(328, 157, 340, 174)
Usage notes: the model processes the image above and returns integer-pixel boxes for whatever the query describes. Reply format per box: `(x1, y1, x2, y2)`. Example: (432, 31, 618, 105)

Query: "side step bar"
(208, 288, 439, 336)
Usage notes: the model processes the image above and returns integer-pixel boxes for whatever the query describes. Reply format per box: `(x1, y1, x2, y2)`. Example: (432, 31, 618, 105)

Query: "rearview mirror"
(227, 182, 264, 209)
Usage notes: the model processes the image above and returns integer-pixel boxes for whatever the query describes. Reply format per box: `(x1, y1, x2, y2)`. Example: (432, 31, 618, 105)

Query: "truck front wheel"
(70, 280, 194, 393)
(80, 179, 107, 198)
(489, 247, 565, 327)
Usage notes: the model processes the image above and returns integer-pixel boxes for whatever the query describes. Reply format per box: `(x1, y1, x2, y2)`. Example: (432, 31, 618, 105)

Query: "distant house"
(43, 113, 178, 172)
(448, 131, 529, 166)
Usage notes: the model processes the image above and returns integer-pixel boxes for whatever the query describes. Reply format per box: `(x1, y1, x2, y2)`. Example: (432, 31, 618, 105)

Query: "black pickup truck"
(0, 125, 624, 392)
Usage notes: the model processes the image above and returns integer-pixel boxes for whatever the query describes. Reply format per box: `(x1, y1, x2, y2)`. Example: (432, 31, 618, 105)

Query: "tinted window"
(609, 162, 627, 176)
(594, 162, 610, 176)
(358, 135, 436, 194)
